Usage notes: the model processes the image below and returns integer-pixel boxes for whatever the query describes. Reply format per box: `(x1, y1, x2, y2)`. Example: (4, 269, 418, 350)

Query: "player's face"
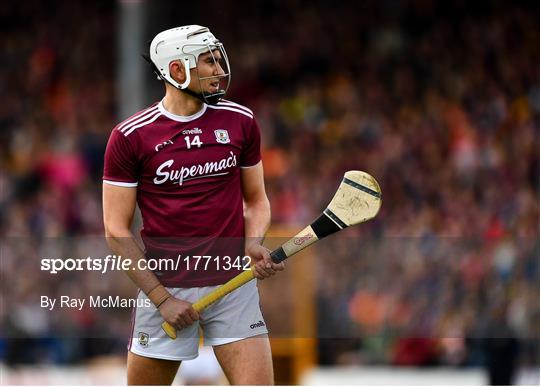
(191, 50, 226, 94)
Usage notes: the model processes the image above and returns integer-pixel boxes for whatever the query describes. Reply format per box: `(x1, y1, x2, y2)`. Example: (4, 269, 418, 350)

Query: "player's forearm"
(243, 197, 271, 247)
(105, 228, 171, 306)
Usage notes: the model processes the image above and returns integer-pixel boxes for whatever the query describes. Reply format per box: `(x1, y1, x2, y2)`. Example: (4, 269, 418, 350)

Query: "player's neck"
(162, 90, 204, 117)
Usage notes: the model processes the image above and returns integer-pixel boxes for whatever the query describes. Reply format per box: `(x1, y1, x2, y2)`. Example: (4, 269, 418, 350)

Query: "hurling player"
(103, 25, 284, 385)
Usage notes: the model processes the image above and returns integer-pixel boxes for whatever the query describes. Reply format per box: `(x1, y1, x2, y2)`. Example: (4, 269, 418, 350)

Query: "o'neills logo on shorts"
(250, 320, 266, 329)
(293, 234, 314, 245)
(153, 152, 237, 186)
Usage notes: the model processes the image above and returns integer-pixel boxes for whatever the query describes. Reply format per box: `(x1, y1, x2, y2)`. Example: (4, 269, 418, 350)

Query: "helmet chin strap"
(180, 87, 225, 105)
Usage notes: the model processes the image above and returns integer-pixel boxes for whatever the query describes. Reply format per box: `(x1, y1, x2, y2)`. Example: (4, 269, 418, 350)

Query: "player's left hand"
(246, 243, 285, 280)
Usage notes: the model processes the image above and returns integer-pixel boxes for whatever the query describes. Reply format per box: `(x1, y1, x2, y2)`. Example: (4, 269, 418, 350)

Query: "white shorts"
(128, 280, 268, 361)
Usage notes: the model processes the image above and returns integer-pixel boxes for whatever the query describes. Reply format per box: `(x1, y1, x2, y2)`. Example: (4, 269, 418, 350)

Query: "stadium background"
(1, 0, 539, 384)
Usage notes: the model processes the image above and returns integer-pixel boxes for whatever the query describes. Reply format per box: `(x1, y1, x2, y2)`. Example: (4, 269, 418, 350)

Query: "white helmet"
(147, 25, 231, 104)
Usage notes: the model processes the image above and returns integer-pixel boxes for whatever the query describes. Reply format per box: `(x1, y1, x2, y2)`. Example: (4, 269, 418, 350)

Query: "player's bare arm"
(241, 162, 285, 279)
(102, 183, 199, 329)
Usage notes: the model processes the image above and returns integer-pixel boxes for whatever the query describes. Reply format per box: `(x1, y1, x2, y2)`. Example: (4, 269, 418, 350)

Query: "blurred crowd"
(1, 0, 539, 376)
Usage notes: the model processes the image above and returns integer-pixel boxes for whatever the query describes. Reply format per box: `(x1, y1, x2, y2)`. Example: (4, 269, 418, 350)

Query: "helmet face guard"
(182, 42, 231, 105)
(148, 25, 231, 105)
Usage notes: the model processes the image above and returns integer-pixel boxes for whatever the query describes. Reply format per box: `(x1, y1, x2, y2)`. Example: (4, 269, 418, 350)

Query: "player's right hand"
(158, 297, 200, 330)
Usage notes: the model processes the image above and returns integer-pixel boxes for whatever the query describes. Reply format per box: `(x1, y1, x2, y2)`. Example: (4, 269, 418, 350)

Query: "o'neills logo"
(250, 320, 266, 329)
(182, 128, 202, 135)
(293, 234, 314, 245)
(153, 151, 237, 185)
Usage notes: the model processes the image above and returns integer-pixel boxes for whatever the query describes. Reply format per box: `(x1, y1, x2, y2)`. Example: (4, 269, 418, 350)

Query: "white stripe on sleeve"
(103, 180, 138, 187)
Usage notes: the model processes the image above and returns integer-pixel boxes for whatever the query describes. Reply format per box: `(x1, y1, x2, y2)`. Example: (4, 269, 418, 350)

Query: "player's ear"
(169, 60, 186, 84)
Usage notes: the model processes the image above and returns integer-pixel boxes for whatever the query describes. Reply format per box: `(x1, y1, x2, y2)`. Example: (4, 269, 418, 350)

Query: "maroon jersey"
(103, 99, 261, 287)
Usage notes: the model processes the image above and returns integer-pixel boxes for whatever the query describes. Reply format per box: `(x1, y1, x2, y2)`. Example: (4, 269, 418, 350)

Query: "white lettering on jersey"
(154, 140, 174, 152)
(154, 160, 174, 184)
(182, 128, 202, 135)
(153, 152, 238, 186)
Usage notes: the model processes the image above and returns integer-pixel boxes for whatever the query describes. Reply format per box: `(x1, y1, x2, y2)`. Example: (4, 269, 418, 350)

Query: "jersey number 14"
(184, 135, 203, 149)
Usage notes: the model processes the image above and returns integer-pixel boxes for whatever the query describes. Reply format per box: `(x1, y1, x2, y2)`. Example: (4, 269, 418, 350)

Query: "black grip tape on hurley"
(310, 213, 343, 239)
(270, 247, 288, 263)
